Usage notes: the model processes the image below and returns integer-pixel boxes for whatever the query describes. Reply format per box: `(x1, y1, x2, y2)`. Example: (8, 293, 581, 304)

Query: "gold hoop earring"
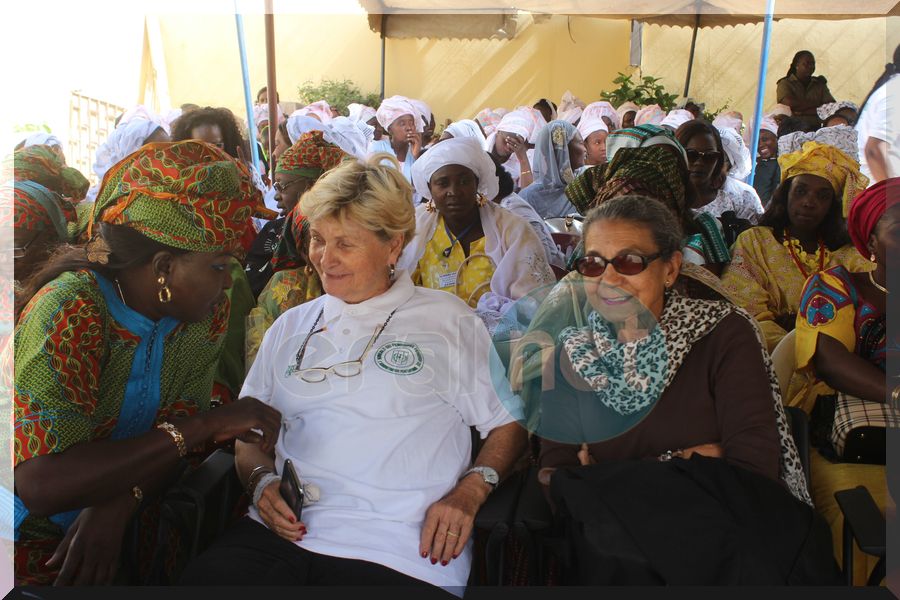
(304, 265, 314, 276)
(157, 276, 172, 303)
(389, 264, 396, 280)
(425, 200, 436, 213)
(476, 193, 488, 207)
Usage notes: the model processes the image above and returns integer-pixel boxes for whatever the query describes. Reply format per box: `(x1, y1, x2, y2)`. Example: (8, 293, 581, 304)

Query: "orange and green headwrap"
(8, 145, 89, 200)
(11, 181, 77, 241)
(276, 131, 347, 180)
(90, 140, 264, 253)
(270, 207, 310, 272)
(778, 141, 869, 217)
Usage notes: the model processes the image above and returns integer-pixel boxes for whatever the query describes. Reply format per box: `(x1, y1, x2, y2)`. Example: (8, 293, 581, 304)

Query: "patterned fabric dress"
(245, 268, 322, 368)
(413, 216, 496, 308)
(720, 227, 872, 352)
(14, 270, 229, 584)
(793, 265, 887, 585)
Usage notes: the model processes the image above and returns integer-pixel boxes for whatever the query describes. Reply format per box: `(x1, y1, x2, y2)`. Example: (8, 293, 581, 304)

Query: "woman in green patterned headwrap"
(7, 146, 90, 283)
(565, 139, 732, 276)
(13, 140, 283, 586)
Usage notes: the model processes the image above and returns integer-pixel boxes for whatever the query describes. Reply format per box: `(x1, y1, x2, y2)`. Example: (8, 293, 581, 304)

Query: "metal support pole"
(748, 0, 776, 187)
(683, 13, 700, 98)
(264, 0, 278, 176)
(234, 3, 260, 170)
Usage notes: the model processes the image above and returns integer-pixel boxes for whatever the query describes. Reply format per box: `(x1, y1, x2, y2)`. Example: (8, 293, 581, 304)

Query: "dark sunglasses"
(685, 149, 722, 164)
(575, 252, 662, 277)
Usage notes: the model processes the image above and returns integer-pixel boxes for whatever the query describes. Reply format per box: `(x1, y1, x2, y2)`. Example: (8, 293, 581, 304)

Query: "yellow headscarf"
(778, 141, 869, 216)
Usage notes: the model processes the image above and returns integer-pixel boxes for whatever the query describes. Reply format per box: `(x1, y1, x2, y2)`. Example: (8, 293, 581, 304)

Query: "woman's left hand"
(419, 479, 485, 566)
(47, 493, 138, 585)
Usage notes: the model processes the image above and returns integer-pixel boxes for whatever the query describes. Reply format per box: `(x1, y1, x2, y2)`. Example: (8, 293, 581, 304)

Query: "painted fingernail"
(441, 560, 448, 566)
(430, 557, 437, 565)
(452, 553, 459, 559)
(421, 551, 428, 558)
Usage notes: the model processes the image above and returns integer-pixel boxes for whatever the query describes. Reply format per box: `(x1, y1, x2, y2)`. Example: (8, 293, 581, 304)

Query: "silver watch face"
(475, 466, 499, 486)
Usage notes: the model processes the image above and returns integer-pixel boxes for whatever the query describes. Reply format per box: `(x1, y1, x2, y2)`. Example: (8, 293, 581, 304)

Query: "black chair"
(153, 439, 527, 586)
(834, 486, 886, 586)
(511, 406, 815, 585)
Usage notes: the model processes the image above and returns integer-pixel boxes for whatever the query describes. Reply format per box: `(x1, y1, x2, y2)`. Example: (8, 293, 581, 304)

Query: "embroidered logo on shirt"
(374, 341, 424, 375)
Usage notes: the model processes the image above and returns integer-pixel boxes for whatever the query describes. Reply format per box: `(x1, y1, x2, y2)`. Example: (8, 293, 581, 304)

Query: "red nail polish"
(430, 557, 437, 565)
(421, 551, 428, 558)
(452, 553, 459, 559)
(441, 560, 448, 566)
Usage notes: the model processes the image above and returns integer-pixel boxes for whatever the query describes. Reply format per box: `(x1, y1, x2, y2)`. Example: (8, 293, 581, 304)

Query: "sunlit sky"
(0, 0, 368, 149)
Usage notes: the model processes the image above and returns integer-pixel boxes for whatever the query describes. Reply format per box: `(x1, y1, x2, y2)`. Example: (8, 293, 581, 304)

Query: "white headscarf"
(577, 116, 607, 141)
(635, 104, 666, 126)
(475, 108, 507, 137)
(443, 120, 486, 145)
(397, 200, 555, 334)
(716, 126, 752, 180)
(323, 117, 370, 160)
(743, 116, 780, 146)
(766, 104, 792, 118)
(777, 125, 859, 162)
(615, 101, 640, 122)
(300, 100, 333, 124)
(411, 137, 498, 201)
(712, 112, 743, 135)
(582, 101, 620, 131)
(816, 100, 858, 122)
(253, 103, 285, 127)
(558, 91, 585, 124)
(495, 107, 546, 143)
(410, 98, 433, 128)
(287, 113, 327, 144)
(347, 103, 376, 124)
(86, 118, 165, 201)
(22, 132, 62, 149)
(376, 95, 423, 132)
(118, 105, 168, 133)
(660, 109, 694, 131)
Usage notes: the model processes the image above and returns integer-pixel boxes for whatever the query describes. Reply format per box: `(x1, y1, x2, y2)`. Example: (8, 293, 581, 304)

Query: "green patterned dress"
(14, 269, 229, 584)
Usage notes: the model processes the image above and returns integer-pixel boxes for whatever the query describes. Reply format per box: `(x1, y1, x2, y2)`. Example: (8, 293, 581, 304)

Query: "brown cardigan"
(540, 312, 781, 483)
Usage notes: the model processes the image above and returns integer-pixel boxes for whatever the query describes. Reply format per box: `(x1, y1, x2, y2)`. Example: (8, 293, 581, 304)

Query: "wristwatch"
(461, 466, 499, 491)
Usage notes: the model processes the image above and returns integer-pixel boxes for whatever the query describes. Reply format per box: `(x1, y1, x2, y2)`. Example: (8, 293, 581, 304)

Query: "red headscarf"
(847, 177, 900, 258)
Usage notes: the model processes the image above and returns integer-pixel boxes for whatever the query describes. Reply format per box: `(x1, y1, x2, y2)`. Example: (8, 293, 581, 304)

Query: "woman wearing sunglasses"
(184, 154, 526, 590)
(525, 196, 831, 584)
(676, 120, 764, 224)
(400, 137, 555, 334)
(721, 141, 872, 353)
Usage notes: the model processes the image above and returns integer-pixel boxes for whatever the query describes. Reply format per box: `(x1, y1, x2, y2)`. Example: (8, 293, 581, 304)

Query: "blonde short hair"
(299, 153, 416, 248)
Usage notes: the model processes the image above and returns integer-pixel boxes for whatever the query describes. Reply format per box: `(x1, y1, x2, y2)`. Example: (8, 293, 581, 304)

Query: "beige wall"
(157, 13, 632, 124)
(156, 13, 898, 126)
(641, 16, 900, 119)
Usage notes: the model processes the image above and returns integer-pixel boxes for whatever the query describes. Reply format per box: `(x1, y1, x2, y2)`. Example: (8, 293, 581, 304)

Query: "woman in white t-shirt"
(182, 154, 526, 591)
(856, 44, 900, 184)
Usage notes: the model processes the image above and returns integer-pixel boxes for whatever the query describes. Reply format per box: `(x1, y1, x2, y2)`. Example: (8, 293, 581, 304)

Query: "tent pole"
(234, 2, 261, 171)
(380, 14, 387, 100)
(264, 0, 277, 178)
(748, 0, 776, 187)
(683, 13, 700, 98)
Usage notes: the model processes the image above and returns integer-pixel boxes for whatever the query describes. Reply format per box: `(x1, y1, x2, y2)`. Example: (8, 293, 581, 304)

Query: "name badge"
(438, 271, 457, 289)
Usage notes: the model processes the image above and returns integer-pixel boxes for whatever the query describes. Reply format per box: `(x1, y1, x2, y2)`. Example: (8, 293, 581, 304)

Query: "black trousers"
(181, 517, 433, 587)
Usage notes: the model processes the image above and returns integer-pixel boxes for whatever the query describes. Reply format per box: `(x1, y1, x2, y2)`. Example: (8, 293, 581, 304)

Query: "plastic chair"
(770, 329, 797, 400)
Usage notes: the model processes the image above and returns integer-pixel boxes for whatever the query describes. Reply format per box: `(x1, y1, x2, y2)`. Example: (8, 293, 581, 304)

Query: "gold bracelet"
(157, 422, 187, 457)
(520, 169, 532, 175)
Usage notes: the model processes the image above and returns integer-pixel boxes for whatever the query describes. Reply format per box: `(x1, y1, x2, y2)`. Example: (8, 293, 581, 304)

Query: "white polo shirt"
(242, 273, 520, 589)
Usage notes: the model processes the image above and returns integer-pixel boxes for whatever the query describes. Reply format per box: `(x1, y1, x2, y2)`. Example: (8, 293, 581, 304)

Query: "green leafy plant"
(702, 101, 731, 123)
(599, 72, 679, 111)
(14, 123, 52, 134)
(296, 79, 381, 115)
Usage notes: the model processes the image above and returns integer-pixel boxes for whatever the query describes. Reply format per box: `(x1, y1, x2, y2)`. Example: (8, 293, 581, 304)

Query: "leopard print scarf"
(559, 290, 813, 506)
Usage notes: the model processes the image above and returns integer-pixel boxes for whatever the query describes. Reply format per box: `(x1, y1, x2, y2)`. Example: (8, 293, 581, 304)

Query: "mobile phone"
(279, 459, 304, 522)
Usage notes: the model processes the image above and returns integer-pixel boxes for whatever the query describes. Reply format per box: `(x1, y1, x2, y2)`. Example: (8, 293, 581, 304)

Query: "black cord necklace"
(443, 219, 479, 258)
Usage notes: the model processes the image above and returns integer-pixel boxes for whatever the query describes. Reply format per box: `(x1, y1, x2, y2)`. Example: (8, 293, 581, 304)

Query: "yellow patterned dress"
(245, 268, 323, 368)
(720, 226, 873, 353)
(412, 216, 496, 308)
